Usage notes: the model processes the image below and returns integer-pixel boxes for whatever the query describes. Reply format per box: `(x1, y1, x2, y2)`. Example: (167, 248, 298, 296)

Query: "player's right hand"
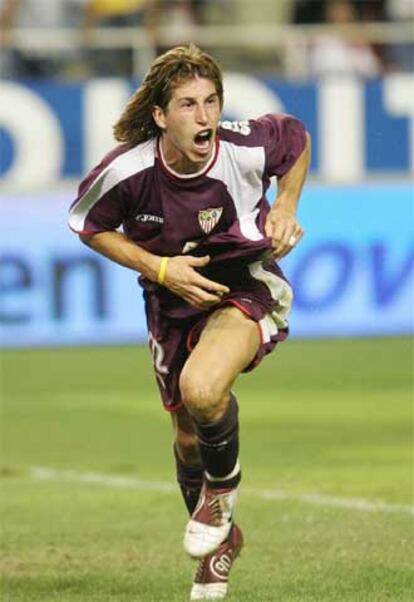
(161, 255, 230, 309)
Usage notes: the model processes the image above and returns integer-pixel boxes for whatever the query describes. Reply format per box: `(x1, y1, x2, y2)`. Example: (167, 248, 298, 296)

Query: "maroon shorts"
(144, 283, 291, 411)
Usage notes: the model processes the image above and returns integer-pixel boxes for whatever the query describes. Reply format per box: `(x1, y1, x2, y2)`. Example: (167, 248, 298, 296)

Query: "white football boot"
(184, 483, 238, 558)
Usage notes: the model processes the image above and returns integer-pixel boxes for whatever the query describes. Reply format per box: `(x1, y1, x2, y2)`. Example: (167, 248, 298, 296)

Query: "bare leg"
(180, 305, 260, 557)
(179, 305, 261, 423)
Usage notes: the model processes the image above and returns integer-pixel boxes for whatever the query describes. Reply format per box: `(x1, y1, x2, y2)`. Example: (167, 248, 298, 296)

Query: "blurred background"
(0, 0, 413, 347)
(1, 7, 413, 599)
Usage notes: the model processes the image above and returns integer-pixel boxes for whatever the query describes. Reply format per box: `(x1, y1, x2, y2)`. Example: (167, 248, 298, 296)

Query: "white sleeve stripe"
(69, 171, 106, 232)
(209, 141, 266, 241)
(69, 141, 155, 232)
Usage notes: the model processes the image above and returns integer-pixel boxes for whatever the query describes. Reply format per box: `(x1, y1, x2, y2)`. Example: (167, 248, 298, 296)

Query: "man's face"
(153, 76, 222, 173)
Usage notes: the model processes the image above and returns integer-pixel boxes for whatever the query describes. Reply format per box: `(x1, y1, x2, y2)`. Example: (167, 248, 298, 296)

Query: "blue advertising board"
(1, 183, 412, 347)
(0, 74, 413, 187)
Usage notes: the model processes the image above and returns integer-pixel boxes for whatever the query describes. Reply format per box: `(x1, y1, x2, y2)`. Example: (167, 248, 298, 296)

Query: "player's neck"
(160, 137, 212, 175)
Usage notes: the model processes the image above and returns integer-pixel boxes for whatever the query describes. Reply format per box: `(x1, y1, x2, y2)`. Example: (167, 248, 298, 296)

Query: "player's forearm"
(79, 230, 161, 282)
(273, 132, 311, 214)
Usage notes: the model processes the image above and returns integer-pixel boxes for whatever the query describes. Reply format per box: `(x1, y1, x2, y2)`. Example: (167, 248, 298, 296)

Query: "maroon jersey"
(69, 113, 306, 318)
(69, 113, 306, 409)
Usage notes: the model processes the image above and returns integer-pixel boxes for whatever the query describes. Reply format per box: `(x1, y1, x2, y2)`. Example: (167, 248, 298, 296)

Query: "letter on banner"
(319, 76, 364, 182)
(371, 243, 414, 306)
(223, 72, 284, 119)
(0, 82, 63, 187)
(292, 243, 354, 309)
(384, 74, 414, 172)
(84, 80, 130, 170)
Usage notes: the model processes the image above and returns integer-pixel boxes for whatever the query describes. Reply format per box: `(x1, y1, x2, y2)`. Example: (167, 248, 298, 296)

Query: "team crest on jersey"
(198, 207, 223, 234)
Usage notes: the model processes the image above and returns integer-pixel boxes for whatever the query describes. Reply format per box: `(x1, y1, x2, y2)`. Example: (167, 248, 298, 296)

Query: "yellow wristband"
(157, 257, 169, 285)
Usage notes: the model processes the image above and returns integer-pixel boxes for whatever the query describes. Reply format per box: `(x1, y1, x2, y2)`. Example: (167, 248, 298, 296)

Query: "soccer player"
(69, 43, 310, 600)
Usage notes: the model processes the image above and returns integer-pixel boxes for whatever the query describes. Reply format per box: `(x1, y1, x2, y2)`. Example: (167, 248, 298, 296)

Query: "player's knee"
(175, 431, 201, 465)
(179, 372, 226, 422)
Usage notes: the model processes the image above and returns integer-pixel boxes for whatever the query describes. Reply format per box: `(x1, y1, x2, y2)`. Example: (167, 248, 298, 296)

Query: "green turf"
(1, 337, 413, 601)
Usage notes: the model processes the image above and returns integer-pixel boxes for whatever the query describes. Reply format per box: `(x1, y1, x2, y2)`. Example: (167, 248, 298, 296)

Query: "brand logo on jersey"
(198, 207, 223, 234)
(135, 214, 164, 224)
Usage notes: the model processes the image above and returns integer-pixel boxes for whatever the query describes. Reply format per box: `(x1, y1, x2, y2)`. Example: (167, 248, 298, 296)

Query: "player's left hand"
(265, 207, 304, 258)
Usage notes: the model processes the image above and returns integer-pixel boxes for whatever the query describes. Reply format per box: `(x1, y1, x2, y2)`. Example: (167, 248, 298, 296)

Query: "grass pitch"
(1, 337, 413, 601)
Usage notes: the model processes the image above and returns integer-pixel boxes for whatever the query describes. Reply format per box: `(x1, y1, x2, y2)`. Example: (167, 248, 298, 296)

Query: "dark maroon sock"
(195, 394, 241, 490)
(173, 444, 203, 515)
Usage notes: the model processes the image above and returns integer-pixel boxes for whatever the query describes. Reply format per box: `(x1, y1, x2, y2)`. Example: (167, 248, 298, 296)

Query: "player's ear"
(153, 106, 166, 130)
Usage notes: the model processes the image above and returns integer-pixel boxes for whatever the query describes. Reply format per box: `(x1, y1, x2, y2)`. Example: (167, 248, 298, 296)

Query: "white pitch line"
(30, 466, 176, 492)
(29, 466, 414, 516)
(255, 488, 414, 515)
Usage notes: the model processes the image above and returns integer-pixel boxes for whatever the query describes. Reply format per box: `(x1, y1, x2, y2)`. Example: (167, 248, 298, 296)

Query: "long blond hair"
(113, 43, 223, 147)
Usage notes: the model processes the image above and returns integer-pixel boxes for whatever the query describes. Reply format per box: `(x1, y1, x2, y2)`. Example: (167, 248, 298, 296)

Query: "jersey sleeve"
(256, 113, 307, 178)
(68, 160, 129, 234)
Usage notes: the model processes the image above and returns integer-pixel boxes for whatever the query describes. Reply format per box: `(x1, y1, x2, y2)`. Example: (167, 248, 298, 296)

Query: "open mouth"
(194, 129, 213, 150)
